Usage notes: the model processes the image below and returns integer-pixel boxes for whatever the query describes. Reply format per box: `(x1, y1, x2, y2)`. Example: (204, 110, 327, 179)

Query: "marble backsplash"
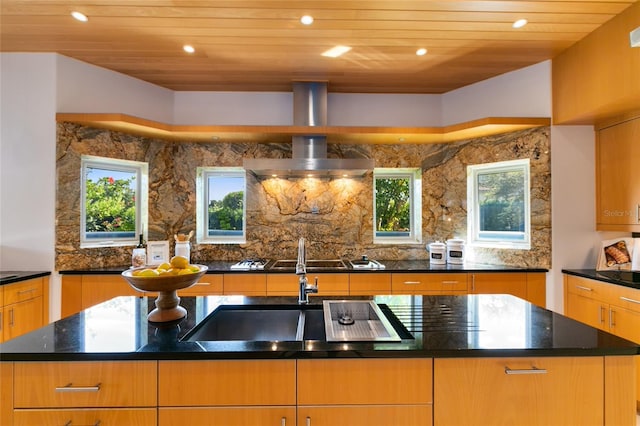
(56, 123, 551, 270)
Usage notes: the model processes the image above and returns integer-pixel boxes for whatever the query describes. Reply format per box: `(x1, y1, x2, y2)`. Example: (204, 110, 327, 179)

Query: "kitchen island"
(0, 294, 636, 425)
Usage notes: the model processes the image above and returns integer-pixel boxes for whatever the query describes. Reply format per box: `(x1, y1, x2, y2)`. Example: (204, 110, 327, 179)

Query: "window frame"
(80, 155, 148, 248)
(467, 158, 531, 250)
(196, 167, 247, 244)
(373, 168, 422, 244)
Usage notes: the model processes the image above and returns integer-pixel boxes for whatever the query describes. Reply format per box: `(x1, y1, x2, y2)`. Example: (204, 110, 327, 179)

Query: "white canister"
(427, 241, 447, 265)
(175, 241, 190, 263)
(446, 239, 465, 264)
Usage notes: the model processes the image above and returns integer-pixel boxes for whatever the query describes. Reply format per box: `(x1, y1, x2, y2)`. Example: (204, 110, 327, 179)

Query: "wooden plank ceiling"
(1, 0, 637, 93)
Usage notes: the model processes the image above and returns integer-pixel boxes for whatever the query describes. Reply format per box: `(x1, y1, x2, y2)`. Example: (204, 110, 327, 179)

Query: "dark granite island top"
(1, 294, 637, 361)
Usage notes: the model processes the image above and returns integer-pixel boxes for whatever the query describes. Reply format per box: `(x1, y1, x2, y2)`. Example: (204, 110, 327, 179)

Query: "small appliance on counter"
(230, 258, 269, 270)
(427, 241, 446, 265)
(349, 255, 386, 269)
(446, 239, 465, 264)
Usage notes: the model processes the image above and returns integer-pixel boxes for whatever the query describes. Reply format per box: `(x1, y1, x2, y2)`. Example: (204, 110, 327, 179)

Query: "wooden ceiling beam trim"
(55, 113, 550, 144)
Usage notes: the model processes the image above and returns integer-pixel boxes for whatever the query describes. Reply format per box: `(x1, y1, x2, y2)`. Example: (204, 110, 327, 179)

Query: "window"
(467, 159, 530, 249)
(81, 156, 148, 248)
(373, 168, 422, 244)
(197, 167, 246, 244)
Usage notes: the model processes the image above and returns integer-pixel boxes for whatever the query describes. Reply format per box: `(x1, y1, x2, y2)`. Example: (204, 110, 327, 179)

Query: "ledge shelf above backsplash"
(56, 113, 550, 145)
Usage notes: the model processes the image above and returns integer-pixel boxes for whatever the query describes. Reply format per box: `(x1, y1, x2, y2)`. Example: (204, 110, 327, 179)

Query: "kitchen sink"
(182, 304, 326, 342)
(181, 301, 409, 343)
(269, 259, 348, 270)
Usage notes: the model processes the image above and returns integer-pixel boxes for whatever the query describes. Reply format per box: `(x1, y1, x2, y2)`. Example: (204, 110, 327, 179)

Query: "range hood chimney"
(244, 82, 374, 177)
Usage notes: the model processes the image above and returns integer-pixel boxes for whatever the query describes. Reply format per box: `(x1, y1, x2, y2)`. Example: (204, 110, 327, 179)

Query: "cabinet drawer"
(14, 361, 157, 408)
(434, 357, 604, 425)
(267, 273, 349, 296)
(298, 405, 432, 426)
(565, 275, 612, 301)
(349, 273, 391, 295)
(4, 278, 43, 305)
(613, 285, 640, 314)
(177, 274, 223, 296)
(392, 273, 467, 294)
(14, 408, 156, 426)
(159, 407, 296, 426)
(470, 272, 527, 299)
(159, 360, 296, 406)
(223, 273, 267, 295)
(297, 358, 432, 405)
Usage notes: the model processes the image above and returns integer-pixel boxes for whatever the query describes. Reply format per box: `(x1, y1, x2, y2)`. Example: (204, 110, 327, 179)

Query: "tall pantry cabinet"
(596, 114, 640, 232)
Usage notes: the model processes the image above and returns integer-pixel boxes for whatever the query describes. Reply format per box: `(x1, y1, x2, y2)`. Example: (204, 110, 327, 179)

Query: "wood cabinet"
(266, 273, 349, 296)
(1, 277, 48, 342)
(223, 273, 267, 295)
(391, 273, 467, 295)
(297, 358, 432, 426)
(434, 356, 633, 426)
(349, 273, 391, 295)
(158, 360, 296, 426)
(470, 272, 546, 307)
(10, 360, 158, 426)
(596, 116, 640, 231)
(564, 274, 640, 405)
(176, 274, 223, 296)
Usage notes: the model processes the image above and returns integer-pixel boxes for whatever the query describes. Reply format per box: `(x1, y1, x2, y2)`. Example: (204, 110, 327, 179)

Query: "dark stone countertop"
(59, 260, 548, 275)
(0, 271, 51, 286)
(0, 294, 635, 362)
(562, 269, 640, 290)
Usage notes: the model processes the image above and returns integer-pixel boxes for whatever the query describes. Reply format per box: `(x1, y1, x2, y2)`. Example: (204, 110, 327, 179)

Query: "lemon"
(170, 255, 189, 269)
(138, 268, 159, 277)
(158, 262, 172, 271)
(188, 265, 200, 273)
(178, 268, 194, 275)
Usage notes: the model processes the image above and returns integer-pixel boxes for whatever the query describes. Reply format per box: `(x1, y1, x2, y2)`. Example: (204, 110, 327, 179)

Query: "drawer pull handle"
(306, 417, 311, 426)
(56, 383, 101, 392)
(620, 296, 640, 304)
(193, 282, 211, 286)
(281, 417, 287, 426)
(17, 288, 36, 295)
(442, 280, 459, 285)
(64, 421, 101, 426)
(403, 281, 421, 285)
(575, 285, 593, 292)
(504, 366, 547, 375)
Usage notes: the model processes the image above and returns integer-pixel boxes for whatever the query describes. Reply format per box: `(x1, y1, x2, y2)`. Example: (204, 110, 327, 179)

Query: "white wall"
(442, 61, 552, 125)
(0, 53, 59, 319)
(1, 53, 608, 317)
(56, 55, 174, 123)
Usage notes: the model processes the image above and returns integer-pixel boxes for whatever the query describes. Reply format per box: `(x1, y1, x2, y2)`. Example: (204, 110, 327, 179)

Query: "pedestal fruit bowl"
(122, 259, 207, 323)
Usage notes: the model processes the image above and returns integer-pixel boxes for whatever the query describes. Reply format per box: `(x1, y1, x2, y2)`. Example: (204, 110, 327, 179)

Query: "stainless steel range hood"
(243, 82, 374, 177)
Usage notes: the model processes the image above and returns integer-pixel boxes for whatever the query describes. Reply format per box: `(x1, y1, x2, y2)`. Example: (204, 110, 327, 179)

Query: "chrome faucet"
(296, 237, 318, 304)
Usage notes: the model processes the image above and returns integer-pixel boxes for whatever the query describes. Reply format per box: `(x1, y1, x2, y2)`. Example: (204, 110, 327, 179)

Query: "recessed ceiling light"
(416, 48, 427, 56)
(183, 45, 195, 54)
(300, 15, 314, 25)
(322, 45, 351, 58)
(71, 11, 88, 22)
(513, 19, 528, 29)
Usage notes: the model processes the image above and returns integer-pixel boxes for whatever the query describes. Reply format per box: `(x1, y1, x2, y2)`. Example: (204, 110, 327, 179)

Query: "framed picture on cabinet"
(596, 238, 634, 271)
(147, 241, 169, 265)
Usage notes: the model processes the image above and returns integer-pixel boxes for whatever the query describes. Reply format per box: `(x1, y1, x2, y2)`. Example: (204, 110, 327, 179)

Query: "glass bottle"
(132, 234, 147, 267)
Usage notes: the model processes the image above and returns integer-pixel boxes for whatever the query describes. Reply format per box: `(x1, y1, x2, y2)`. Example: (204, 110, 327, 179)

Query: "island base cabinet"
(13, 408, 156, 426)
(297, 405, 432, 426)
(434, 357, 607, 426)
(159, 407, 296, 426)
